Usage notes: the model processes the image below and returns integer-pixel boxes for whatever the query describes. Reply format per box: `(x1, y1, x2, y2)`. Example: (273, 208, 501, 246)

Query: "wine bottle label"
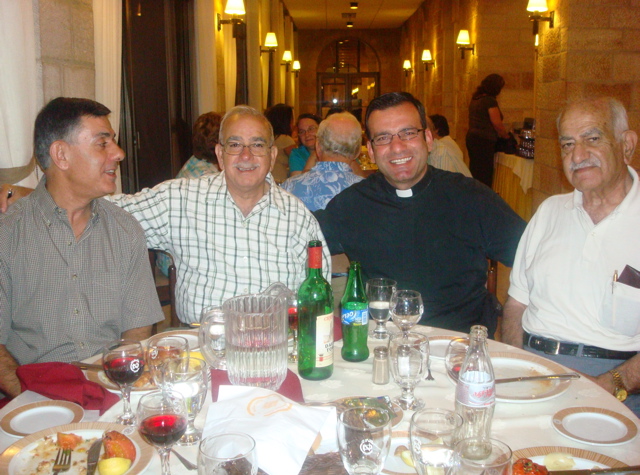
(315, 312, 334, 367)
(456, 372, 495, 407)
(341, 308, 368, 325)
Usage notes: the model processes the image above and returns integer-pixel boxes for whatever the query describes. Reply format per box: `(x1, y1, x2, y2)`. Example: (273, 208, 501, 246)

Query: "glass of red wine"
(102, 339, 146, 425)
(137, 390, 188, 475)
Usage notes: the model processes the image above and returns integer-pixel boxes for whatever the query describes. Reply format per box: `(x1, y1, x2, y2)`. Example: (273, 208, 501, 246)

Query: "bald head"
(316, 112, 363, 162)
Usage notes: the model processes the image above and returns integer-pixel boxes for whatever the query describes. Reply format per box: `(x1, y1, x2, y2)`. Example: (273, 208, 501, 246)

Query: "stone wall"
(38, 0, 96, 104)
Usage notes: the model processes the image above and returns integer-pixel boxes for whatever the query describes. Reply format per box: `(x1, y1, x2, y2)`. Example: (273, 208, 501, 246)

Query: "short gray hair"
(557, 97, 630, 140)
(316, 112, 362, 159)
(219, 105, 274, 145)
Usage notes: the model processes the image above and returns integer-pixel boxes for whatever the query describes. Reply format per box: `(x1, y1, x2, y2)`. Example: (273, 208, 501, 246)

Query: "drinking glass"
(288, 299, 299, 363)
(161, 356, 209, 446)
(146, 334, 190, 386)
(453, 437, 513, 475)
(410, 408, 463, 475)
(198, 306, 226, 370)
(102, 339, 146, 425)
(197, 433, 258, 475)
(389, 290, 424, 336)
(337, 406, 392, 475)
(389, 332, 429, 410)
(137, 390, 188, 475)
(366, 278, 397, 339)
(444, 337, 469, 382)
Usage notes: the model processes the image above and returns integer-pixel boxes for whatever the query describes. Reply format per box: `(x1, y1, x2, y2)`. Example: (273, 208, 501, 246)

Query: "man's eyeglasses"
(222, 141, 271, 156)
(298, 125, 318, 136)
(371, 128, 425, 146)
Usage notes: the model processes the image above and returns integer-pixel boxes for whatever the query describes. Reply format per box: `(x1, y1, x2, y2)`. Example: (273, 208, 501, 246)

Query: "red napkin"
(16, 362, 120, 415)
(210, 369, 304, 403)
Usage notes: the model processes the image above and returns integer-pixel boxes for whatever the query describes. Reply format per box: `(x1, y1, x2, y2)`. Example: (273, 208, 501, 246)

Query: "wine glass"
(390, 290, 424, 336)
(198, 306, 226, 370)
(102, 339, 146, 425)
(146, 334, 190, 386)
(389, 332, 429, 410)
(160, 356, 209, 446)
(337, 406, 392, 475)
(444, 337, 469, 382)
(366, 278, 397, 339)
(137, 390, 188, 475)
(410, 408, 463, 475)
(197, 433, 258, 475)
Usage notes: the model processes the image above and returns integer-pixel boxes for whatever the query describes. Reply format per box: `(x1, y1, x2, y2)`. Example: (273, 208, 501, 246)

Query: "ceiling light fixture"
(456, 30, 475, 59)
(527, 0, 554, 35)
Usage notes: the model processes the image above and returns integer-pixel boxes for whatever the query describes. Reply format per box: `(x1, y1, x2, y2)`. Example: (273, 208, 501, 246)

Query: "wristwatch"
(608, 369, 628, 402)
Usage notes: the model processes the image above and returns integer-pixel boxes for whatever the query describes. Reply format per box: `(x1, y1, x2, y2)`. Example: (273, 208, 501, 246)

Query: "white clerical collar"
(396, 188, 413, 198)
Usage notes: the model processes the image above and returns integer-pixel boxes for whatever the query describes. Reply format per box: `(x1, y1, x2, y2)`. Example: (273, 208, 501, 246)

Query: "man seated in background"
(0, 97, 163, 397)
(289, 113, 322, 177)
(281, 112, 364, 211)
(502, 97, 640, 415)
(315, 92, 526, 335)
(428, 114, 472, 177)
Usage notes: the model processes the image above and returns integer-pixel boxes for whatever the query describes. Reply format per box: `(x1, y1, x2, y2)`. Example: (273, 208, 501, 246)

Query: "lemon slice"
(98, 457, 132, 475)
(400, 450, 415, 468)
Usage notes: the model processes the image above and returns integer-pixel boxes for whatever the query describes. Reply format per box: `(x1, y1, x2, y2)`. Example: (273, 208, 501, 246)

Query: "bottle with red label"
(454, 325, 495, 442)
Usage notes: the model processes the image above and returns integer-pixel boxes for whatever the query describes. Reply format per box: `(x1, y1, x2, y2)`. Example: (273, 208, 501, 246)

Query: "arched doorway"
(316, 38, 380, 123)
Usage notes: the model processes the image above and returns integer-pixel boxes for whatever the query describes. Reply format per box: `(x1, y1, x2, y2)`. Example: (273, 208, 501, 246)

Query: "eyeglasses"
(222, 141, 271, 156)
(371, 128, 425, 146)
(298, 125, 318, 136)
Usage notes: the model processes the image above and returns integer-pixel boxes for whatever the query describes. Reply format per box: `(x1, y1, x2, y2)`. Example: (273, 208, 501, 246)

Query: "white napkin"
(202, 386, 335, 475)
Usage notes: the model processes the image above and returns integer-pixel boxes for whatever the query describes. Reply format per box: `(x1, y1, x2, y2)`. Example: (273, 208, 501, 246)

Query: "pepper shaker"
(372, 346, 390, 384)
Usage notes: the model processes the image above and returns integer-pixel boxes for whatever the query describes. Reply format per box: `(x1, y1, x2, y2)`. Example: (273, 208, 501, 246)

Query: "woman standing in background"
(465, 74, 510, 188)
(265, 104, 296, 183)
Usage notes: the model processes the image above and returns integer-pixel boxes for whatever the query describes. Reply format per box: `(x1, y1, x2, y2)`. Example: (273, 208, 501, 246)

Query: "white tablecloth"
(2, 326, 639, 473)
(495, 152, 534, 194)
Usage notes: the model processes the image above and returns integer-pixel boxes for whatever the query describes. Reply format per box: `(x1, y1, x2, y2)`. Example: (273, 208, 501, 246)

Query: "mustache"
(570, 157, 601, 171)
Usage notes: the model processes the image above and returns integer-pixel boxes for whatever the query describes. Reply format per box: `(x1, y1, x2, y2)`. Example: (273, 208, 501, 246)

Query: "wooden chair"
(148, 249, 181, 329)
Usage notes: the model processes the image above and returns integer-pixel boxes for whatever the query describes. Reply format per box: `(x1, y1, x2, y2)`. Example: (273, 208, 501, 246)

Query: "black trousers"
(466, 134, 497, 188)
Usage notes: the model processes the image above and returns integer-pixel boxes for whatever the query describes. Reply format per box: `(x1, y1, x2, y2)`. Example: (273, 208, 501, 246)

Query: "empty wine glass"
(366, 278, 397, 340)
(197, 433, 258, 475)
(389, 332, 429, 410)
(102, 339, 146, 425)
(444, 337, 469, 382)
(198, 306, 226, 370)
(390, 290, 424, 336)
(146, 335, 189, 386)
(161, 356, 209, 446)
(137, 390, 188, 475)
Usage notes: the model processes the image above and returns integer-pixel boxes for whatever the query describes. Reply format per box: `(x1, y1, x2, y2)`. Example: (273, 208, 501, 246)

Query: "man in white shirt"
(428, 114, 472, 177)
(502, 97, 640, 415)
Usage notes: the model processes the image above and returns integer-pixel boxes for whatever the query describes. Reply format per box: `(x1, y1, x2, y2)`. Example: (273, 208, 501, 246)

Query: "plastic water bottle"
(455, 325, 495, 441)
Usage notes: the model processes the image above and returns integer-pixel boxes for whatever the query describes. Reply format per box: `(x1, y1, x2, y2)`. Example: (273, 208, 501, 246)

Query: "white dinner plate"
(513, 445, 627, 469)
(552, 407, 638, 445)
(161, 329, 200, 351)
(428, 335, 456, 360)
(491, 351, 572, 403)
(0, 421, 154, 475)
(383, 431, 414, 475)
(0, 401, 84, 437)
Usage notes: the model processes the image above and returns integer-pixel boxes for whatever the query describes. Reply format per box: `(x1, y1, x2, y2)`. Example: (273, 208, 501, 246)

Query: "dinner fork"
(52, 448, 72, 474)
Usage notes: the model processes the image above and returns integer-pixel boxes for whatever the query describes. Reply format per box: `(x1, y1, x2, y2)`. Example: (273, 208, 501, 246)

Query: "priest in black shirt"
(314, 92, 526, 336)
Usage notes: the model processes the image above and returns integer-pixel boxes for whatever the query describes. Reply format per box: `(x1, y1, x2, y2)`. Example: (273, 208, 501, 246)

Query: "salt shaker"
(372, 346, 390, 384)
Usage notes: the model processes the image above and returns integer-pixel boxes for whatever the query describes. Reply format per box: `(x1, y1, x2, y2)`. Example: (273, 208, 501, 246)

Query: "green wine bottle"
(341, 261, 369, 362)
(297, 240, 334, 380)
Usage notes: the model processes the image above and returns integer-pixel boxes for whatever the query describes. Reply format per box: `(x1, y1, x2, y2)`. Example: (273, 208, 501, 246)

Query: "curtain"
(0, 1, 39, 187)
(93, 0, 123, 193)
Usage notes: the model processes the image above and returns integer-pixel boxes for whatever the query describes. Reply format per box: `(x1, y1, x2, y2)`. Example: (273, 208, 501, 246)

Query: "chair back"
(148, 249, 180, 329)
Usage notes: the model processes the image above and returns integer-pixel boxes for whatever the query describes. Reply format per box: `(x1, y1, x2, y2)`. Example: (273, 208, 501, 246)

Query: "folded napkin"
(203, 386, 335, 475)
(210, 368, 304, 403)
(16, 362, 120, 415)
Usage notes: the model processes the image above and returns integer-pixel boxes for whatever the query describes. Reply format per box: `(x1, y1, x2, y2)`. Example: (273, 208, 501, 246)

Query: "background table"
(493, 152, 533, 221)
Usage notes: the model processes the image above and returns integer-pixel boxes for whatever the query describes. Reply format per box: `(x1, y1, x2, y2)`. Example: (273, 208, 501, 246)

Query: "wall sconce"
(421, 49, 435, 71)
(527, 0, 554, 35)
(456, 30, 475, 59)
(346, 21, 354, 28)
(350, 2, 358, 9)
(281, 50, 292, 71)
(260, 32, 278, 54)
(403, 60, 413, 77)
(292, 60, 301, 78)
(217, 0, 246, 31)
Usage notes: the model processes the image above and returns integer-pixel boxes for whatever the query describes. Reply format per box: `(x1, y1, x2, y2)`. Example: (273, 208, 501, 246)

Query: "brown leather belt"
(523, 331, 637, 360)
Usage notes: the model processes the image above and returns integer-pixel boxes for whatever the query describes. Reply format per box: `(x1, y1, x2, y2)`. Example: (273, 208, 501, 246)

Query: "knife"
(86, 437, 103, 475)
(71, 361, 103, 371)
(548, 465, 640, 474)
(495, 372, 580, 384)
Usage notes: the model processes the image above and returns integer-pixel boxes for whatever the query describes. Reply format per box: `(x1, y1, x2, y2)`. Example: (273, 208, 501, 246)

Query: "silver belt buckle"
(546, 339, 561, 355)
